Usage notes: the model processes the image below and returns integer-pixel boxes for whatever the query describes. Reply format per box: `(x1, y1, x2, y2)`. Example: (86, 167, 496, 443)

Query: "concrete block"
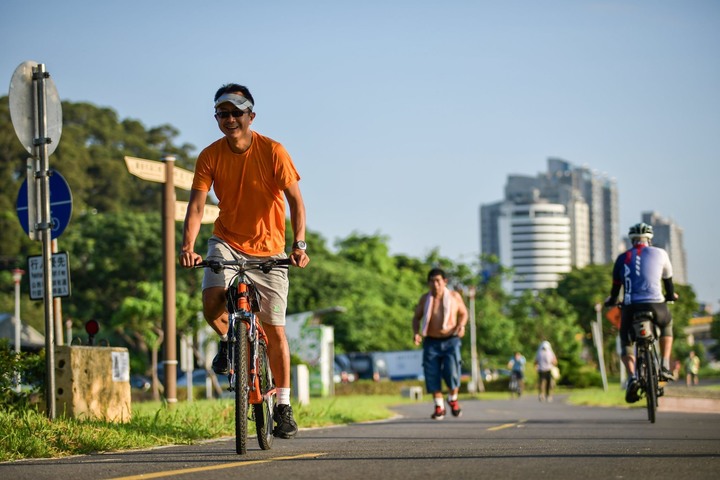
(291, 364, 310, 406)
(55, 345, 131, 422)
(401, 386, 423, 401)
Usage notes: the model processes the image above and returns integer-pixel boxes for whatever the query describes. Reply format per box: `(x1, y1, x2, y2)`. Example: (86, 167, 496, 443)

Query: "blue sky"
(2, 1, 719, 308)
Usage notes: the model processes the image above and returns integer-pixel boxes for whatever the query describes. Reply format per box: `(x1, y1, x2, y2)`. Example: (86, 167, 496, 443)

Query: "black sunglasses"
(215, 110, 248, 119)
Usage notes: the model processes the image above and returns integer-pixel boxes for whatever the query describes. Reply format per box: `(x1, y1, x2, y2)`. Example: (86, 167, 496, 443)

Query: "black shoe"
(273, 404, 298, 439)
(625, 378, 640, 403)
(660, 367, 674, 382)
(211, 341, 229, 375)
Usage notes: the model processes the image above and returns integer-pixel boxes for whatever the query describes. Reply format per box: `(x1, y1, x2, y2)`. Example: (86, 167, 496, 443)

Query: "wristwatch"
(292, 240, 307, 251)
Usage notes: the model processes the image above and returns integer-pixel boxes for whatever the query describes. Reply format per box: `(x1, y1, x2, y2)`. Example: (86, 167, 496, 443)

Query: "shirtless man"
(412, 268, 469, 420)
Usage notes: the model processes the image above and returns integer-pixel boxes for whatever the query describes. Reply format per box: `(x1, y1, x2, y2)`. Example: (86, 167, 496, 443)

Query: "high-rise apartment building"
(640, 211, 688, 285)
(480, 158, 619, 294)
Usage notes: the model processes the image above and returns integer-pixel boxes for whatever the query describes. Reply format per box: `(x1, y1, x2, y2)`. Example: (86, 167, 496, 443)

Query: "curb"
(659, 396, 720, 414)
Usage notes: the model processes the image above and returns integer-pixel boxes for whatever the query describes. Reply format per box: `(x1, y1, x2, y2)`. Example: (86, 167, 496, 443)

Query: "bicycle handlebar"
(604, 299, 675, 309)
(194, 257, 292, 274)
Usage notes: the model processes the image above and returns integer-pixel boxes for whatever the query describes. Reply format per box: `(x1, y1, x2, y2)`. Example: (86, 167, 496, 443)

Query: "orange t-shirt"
(192, 131, 300, 256)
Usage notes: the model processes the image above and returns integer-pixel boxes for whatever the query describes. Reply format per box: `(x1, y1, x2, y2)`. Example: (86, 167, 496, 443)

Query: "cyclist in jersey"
(605, 222, 677, 403)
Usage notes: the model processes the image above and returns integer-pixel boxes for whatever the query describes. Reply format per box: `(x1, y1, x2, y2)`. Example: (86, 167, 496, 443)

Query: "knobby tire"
(254, 339, 275, 450)
(235, 325, 249, 455)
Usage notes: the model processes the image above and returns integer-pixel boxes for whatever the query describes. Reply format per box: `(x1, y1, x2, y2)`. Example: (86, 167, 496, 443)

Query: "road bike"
(628, 308, 666, 423)
(195, 257, 291, 454)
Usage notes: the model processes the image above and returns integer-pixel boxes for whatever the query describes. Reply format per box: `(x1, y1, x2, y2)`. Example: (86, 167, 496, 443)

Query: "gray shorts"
(202, 236, 289, 326)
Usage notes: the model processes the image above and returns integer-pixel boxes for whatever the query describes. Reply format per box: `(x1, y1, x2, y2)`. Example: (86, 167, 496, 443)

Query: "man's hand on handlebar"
(603, 296, 617, 308)
(179, 250, 203, 269)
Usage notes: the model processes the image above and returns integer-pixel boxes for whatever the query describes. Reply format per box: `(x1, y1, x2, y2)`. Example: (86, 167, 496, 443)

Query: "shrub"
(0, 340, 45, 409)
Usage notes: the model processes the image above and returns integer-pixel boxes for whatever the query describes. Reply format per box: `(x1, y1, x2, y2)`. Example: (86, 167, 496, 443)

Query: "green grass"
(0, 395, 417, 462)
(563, 387, 631, 408)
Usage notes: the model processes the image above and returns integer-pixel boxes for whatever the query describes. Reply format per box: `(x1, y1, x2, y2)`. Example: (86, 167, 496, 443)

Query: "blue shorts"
(422, 336, 462, 393)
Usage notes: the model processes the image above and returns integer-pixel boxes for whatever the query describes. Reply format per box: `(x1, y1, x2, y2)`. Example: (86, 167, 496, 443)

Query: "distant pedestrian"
(412, 268, 469, 420)
(685, 351, 700, 387)
(534, 341, 557, 402)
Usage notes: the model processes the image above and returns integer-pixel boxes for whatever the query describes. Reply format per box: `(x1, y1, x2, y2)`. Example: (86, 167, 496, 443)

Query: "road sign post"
(162, 155, 178, 407)
(9, 61, 64, 419)
(124, 155, 218, 407)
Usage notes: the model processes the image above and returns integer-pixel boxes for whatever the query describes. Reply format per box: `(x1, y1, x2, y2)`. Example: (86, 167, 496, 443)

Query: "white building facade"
(498, 202, 573, 295)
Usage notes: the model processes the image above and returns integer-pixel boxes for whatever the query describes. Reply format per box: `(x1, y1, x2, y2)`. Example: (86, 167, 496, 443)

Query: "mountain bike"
(629, 309, 665, 423)
(195, 257, 291, 454)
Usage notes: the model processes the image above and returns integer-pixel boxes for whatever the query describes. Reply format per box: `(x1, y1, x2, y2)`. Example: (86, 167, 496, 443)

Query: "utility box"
(54, 345, 132, 422)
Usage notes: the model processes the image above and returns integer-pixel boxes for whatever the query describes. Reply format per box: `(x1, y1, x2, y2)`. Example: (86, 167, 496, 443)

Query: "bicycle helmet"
(628, 222, 653, 240)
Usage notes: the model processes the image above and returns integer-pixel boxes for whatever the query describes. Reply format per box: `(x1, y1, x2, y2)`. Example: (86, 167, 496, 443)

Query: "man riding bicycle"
(507, 351, 526, 394)
(179, 83, 310, 439)
(605, 222, 677, 403)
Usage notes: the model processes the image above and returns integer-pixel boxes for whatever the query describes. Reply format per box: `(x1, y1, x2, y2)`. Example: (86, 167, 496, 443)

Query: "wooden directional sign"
(124, 156, 194, 190)
(174, 201, 219, 224)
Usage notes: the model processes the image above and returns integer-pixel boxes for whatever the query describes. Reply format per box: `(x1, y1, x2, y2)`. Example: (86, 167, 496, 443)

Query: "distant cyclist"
(507, 351, 526, 395)
(605, 222, 678, 403)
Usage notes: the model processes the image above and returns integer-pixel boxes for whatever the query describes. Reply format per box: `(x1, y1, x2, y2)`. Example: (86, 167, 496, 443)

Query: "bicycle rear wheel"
(254, 339, 275, 450)
(235, 327, 249, 454)
(644, 346, 657, 423)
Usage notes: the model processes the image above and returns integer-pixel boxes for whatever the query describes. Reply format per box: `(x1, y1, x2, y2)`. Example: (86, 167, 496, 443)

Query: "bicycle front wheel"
(254, 339, 275, 450)
(235, 328, 249, 454)
(644, 347, 657, 423)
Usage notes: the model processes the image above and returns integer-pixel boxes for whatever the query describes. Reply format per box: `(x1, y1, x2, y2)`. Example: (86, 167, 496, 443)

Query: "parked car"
(334, 354, 356, 383)
(129, 374, 151, 391)
(177, 370, 210, 387)
(346, 352, 389, 381)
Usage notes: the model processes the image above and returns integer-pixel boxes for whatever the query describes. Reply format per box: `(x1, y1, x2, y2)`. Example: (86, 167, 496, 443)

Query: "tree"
(556, 264, 611, 333)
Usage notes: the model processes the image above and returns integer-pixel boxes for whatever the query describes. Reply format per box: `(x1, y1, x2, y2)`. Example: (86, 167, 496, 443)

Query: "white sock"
(220, 334, 228, 342)
(662, 358, 671, 370)
(434, 397, 444, 408)
(448, 393, 458, 402)
(277, 387, 291, 405)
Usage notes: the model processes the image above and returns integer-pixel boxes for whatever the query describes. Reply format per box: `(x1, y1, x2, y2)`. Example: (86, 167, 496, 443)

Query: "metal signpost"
(593, 303, 609, 392)
(9, 61, 66, 419)
(12, 269, 25, 392)
(466, 286, 483, 393)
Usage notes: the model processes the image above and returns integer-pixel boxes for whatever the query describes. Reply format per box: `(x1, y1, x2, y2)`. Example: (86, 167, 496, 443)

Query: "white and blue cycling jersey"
(612, 244, 673, 304)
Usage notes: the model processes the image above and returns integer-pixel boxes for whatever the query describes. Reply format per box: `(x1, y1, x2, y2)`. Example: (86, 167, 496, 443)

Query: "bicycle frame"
(227, 276, 270, 406)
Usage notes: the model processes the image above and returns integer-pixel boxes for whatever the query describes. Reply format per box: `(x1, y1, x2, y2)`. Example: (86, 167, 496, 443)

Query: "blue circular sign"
(16, 169, 73, 239)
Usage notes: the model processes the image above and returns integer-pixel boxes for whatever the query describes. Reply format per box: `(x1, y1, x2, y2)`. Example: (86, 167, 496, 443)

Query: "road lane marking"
(109, 453, 325, 479)
(487, 419, 527, 431)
